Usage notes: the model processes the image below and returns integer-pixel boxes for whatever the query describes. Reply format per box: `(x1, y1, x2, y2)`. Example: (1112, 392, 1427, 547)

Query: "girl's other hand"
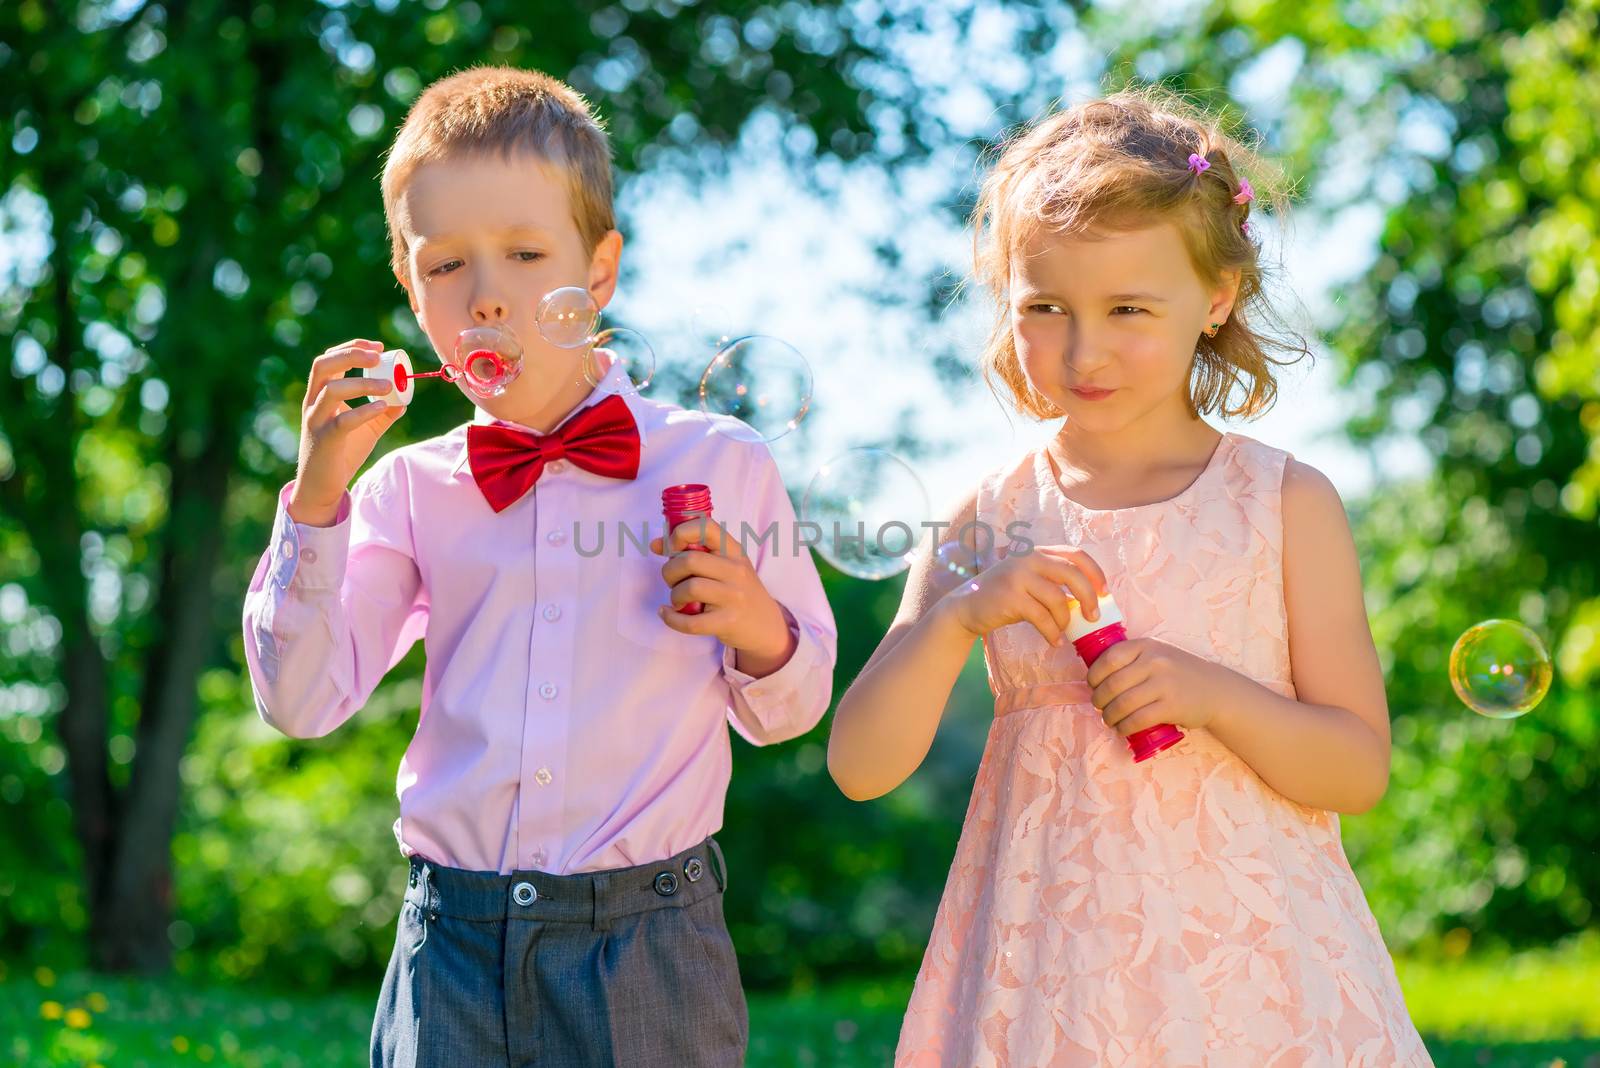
(1086, 638, 1230, 735)
(945, 544, 1108, 646)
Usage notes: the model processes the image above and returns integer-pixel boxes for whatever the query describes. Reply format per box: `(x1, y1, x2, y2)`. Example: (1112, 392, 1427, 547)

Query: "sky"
(605, 20, 1431, 545)
(0, 2, 1439, 555)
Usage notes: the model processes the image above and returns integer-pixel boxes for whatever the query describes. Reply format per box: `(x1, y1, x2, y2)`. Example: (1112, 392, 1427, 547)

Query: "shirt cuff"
(721, 604, 816, 702)
(267, 481, 352, 592)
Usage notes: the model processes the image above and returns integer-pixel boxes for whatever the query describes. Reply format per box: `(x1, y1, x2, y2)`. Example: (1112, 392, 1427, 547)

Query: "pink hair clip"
(1241, 221, 1254, 238)
(1233, 177, 1254, 204)
(1187, 153, 1210, 175)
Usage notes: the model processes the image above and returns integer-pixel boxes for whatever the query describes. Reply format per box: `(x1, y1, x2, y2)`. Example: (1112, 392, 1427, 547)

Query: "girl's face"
(1009, 220, 1237, 432)
(395, 151, 621, 420)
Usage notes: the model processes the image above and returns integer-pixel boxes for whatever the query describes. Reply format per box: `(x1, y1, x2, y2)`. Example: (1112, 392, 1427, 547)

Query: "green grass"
(2, 942, 1597, 1067)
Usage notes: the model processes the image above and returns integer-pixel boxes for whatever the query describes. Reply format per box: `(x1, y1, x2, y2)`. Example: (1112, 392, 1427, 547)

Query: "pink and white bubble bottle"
(1067, 591, 1185, 762)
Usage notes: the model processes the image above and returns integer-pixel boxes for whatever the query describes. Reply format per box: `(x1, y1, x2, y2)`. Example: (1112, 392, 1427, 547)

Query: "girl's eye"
(427, 259, 462, 277)
(1112, 306, 1144, 315)
(1025, 303, 1065, 315)
(513, 251, 543, 263)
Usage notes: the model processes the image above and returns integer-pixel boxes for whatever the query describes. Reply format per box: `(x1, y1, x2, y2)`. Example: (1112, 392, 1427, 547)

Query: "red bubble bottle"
(661, 484, 715, 615)
(1067, 591, 1184, 762)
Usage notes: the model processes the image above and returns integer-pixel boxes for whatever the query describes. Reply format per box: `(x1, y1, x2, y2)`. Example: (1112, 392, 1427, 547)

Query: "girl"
(827, 87, 1432, 1066)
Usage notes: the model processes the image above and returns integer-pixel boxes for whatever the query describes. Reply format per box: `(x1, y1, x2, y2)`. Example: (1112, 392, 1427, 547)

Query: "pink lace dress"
(896, 431, 1431, 1067)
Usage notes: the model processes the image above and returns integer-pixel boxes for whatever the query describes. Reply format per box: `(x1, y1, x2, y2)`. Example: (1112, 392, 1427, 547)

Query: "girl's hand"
(1086, 638, 1234, 736)
(944, 544, 1108, 645)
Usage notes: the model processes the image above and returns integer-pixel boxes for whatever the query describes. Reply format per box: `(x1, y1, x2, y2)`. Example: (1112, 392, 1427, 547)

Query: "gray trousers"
(371, 837, 747, 1067)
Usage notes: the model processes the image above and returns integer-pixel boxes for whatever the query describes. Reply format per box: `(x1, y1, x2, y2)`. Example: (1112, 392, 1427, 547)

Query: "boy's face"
(395, 150, 622, 429)
(1009, 220, 1237, 431)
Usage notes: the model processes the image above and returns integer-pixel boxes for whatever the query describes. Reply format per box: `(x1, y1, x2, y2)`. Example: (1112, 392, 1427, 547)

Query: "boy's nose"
(471, 297, 508, 323)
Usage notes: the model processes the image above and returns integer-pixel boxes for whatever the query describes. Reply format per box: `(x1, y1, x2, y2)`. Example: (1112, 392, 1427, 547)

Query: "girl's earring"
(1206, 321, 1221, 337)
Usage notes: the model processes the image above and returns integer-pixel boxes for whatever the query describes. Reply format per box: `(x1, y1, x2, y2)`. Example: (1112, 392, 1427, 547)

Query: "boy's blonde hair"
(972, 83, 1309, 421)
(381, 66, 615, 281)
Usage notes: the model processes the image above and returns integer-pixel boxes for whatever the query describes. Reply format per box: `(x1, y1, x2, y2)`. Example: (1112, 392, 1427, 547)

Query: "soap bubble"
(584, 327, 656, 395)
(688, 303, 734, 349)
(1448, 619, 1553, 719)
(801, 448, 930, 581)
(698, 334, 812, 443)
(537, 286, 600, 348)
(934, 539, 984, 580)
(451, 325, 523, 398)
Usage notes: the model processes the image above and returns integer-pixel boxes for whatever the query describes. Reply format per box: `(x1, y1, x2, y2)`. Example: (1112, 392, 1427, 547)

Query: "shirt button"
(542, 604, 561, 622)
(532, 851, 547, 867)
(539, 683, 557, 700)
(535, 767, 552, 786)
(547, 529, 566, 546)
(302, 548, 318, 564)
(546, 460, 566, 474)
(280, 541, 295, 559)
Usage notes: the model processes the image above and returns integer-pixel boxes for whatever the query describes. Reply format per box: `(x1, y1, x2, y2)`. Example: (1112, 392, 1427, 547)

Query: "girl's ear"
(1207, 267, 1241, 324)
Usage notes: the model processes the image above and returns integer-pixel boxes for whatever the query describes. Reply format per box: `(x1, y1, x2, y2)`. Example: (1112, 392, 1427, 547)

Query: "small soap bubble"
(934, 539, 983, 580)
(584, 327, 656, 395)
(801, 448, 930, 581)
(1448, 619, 1552, 719)
(537, 286, 600, 349)
(698, 334, 813, 444)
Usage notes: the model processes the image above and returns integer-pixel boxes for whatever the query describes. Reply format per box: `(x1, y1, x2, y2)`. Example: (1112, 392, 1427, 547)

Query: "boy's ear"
(586, 230, 624, 311)
(395, 269, 421, 316)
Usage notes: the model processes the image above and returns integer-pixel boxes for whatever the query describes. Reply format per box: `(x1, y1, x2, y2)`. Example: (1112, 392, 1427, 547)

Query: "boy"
(241, 66, 837, 1067)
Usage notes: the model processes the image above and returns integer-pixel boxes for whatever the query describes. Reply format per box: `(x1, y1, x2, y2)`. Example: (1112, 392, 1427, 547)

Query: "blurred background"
(2, 0, 1597, 1065)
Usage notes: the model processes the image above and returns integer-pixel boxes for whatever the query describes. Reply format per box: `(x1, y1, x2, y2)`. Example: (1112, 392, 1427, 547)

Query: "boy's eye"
(513, 251, 544, 263)
(1112, 306, 1144, 315)
(427, 259, 462, 277)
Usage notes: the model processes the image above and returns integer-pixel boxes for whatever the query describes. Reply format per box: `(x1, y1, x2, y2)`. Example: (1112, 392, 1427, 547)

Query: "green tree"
(1193, 0, 1600, 944)
(0, 0, 899, 974)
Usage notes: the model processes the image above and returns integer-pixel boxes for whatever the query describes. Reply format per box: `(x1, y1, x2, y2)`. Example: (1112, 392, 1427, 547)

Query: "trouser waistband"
(403, 836, 728, 932)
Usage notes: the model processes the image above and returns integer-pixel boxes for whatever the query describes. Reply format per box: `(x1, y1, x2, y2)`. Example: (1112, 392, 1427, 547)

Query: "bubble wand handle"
(406, 365, 460, 384)
(1068, 592, 1185, 763)
(662, 484, 715, 615)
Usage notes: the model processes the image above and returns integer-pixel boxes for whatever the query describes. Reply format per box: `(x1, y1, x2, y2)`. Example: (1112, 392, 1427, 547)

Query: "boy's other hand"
(288, 340, 405, 526)
(648, 520, 795, 670)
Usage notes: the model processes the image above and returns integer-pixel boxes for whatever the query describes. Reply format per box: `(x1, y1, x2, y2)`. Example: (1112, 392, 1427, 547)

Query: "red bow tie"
(467, 393, 641, 513)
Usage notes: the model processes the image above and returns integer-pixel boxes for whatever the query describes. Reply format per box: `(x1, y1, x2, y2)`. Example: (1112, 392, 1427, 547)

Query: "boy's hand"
(648, 520, 796, 671)
(1086, 638, 1230, 736)
(288, 340, 405, 526)
(943, 543, 1108, 646)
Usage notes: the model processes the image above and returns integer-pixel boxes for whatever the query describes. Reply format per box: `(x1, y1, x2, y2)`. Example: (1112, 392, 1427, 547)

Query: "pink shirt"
(241, 380, 837, 875)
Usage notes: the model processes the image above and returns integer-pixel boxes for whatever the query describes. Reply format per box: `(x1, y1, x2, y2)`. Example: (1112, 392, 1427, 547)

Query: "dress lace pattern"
(895, 432, 1432, 1067)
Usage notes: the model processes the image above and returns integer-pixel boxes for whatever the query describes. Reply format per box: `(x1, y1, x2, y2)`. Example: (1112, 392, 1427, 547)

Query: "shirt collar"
(452, 363, 650, 477)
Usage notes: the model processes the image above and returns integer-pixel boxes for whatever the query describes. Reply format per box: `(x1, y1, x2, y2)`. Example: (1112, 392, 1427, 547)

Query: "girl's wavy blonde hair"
(973, 83, 1309, 421)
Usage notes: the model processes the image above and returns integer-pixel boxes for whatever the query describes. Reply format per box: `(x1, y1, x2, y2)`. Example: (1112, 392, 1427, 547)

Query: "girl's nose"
(1062, 328, 1109, 368)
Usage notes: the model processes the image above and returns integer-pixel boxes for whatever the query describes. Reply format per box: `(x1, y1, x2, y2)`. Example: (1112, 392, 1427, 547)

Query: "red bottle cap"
(661, 484, 714, 614)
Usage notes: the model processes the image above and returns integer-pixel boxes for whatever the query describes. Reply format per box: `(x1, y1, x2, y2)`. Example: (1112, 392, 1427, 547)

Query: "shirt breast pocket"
(613, 551, 720, 655)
